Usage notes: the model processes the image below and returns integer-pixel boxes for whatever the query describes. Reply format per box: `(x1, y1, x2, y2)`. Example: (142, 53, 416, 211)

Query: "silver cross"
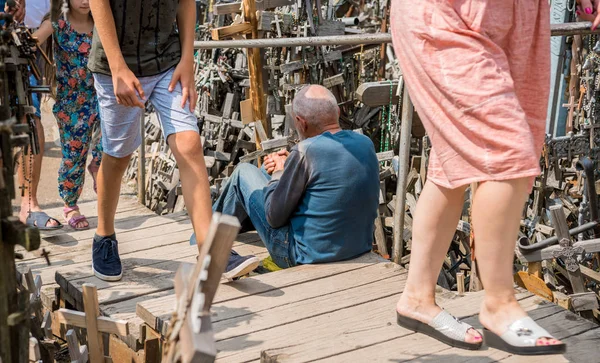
(552, 238, 585, 272)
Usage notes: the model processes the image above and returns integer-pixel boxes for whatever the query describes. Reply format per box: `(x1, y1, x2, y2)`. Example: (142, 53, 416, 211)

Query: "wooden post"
(393, 83, 412, 264)
(138, 113, 146, 206)
(468, 183, 483, 292)
(242, 0, 268, 151)
(378, 1, 390, 80)
(82, 284, 103, 363)
(456, 272, 465, 296)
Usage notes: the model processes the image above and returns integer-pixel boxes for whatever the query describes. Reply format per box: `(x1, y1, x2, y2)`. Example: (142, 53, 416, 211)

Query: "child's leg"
(88, 109, 103, 189)
(149, 68, 212, 251)
(93, 73, 155, 237)
(54, 107, 92, 228)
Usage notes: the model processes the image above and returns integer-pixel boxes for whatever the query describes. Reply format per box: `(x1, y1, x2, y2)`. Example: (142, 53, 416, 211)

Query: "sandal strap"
(69, 215, 87, 224)
(63, 205, 80, 214)
(500, 317, 553, 347)
(430, 310, 471, 342)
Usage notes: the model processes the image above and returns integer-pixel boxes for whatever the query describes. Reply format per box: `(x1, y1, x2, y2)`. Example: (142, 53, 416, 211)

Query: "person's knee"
(168, 131, 203, 160)
(231, 163, 261, 180)
(102, 153, 131, 171)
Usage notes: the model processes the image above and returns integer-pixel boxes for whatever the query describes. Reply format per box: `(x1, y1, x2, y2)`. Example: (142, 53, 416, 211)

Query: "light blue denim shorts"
(93, 67, 199, 158)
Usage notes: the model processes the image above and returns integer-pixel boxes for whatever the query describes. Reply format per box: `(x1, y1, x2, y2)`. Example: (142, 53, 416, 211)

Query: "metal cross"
(18, 183, 27, 197)
(552, 237, 585, 272)
(40, 248, 51, 266)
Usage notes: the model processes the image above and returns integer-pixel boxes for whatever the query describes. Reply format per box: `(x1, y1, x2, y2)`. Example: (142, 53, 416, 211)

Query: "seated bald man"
(213, 85, 380, 278)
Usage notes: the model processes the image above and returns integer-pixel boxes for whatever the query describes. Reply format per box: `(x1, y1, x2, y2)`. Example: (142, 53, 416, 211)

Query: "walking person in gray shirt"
(88, 0, 213, 281)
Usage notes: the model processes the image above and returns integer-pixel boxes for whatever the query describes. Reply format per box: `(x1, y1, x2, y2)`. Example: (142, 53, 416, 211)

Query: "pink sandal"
(87, 164, 99, 194)
(63, 206, 89, 231)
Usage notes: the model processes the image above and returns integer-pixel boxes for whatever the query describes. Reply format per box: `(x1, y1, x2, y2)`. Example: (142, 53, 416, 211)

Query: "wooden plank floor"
(18, 198, 598, 362)
(15, 195, 268, 341)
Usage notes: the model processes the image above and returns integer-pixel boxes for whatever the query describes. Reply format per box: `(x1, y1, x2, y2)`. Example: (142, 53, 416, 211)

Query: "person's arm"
(264, 149, 310, 228)
(89, 0, 145, 108)
(169, 0, 197, 112)
(32, 19, 52, 46)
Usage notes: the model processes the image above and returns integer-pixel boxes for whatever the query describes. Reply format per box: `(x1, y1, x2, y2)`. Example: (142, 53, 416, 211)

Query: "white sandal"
(482, 317, 566, 355)
(397, 310, 482, 350)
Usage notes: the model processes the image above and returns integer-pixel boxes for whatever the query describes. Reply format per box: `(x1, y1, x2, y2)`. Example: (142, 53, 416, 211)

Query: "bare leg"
(96, 153, 131, 236)
(168, 131, 212, 252)
(396, 180, 481, 343)
(18, 117, 60, 227)
(475, 178, 561, 346)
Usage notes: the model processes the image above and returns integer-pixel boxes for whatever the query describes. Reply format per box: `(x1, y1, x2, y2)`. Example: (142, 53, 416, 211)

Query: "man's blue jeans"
(213, 163, 297, 268)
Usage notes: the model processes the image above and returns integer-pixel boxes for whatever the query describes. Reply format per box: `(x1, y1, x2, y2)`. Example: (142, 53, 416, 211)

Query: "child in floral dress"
(33, 0, 101, 230)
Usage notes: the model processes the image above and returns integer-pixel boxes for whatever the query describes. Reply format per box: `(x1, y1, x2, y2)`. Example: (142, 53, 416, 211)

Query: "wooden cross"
(271, 14, 283, 37)
(563, 96, 577, 132)
(66, 329, 88, 363)
(55, 284, 128, 363)
(24, 268, 42, 321)
(40, 248, 50, 266)
(162, 213, 241, 363)
(584, 122, 600, 148)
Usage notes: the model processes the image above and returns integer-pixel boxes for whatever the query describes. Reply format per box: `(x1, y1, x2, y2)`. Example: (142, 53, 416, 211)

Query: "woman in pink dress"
(390, 0, 566, 355)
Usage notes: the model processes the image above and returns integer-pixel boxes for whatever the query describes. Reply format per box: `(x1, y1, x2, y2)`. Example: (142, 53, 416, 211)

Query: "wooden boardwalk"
(17, 197, 599, 362)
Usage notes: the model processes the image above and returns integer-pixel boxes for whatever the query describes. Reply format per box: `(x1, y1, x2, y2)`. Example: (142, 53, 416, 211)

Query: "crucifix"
(66, 329, 88, 363)
(55, 284, 129, 363)
(562, 96, 577, 133)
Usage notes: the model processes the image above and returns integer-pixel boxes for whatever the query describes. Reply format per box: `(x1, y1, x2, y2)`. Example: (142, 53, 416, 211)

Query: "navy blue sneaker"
(92, 234, 123, 281)
(223, 250, 260, 280)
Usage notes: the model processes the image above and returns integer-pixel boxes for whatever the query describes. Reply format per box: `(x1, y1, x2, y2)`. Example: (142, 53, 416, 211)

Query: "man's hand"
(578, 0, 600, 30)
(112, 67, 145, 108)
(263, 149, 289, 175)
(5, 0, 25, 23)
(168, 59, 197, 113)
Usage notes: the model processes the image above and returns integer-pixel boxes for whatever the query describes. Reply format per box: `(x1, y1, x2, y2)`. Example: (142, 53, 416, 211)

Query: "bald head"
(292, 85, 340, 128)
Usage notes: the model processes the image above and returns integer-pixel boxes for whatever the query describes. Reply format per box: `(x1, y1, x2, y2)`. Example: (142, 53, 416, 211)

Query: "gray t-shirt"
(88, 0, 181, 77)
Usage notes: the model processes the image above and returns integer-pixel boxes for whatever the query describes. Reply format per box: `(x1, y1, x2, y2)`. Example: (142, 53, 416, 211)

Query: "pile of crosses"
(514, 30, 600, 320)
(123, 0, 402, 214)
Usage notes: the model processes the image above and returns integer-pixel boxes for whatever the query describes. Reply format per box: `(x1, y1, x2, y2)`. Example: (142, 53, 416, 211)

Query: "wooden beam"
(54, 310, 129, 336)
(211, 23, 253, 40)
(355, 81, 399, 107)
(213, 2, 242, 15)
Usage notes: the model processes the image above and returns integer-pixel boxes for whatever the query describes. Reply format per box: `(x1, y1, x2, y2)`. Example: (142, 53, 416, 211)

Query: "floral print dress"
(52, 16, 102, 207)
